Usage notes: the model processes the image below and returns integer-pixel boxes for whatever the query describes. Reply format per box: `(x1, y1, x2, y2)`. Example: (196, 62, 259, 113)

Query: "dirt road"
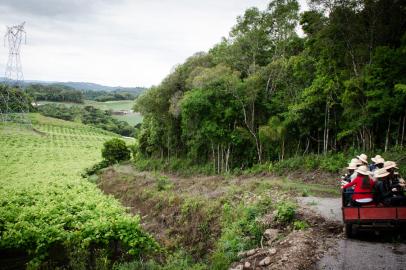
(297, 197, 406, 270)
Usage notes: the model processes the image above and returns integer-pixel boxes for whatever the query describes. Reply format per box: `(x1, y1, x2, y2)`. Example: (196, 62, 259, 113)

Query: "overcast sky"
(0, 0, 308, 87)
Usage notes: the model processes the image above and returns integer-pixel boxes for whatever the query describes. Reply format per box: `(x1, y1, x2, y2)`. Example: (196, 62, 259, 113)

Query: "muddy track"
(298, 196, 406, 270)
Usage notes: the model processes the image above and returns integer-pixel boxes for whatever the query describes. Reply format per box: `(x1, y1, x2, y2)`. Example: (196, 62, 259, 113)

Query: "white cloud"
(0, 0, 308, 87)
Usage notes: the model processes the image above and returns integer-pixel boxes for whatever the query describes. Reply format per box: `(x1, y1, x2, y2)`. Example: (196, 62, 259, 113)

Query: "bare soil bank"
(97, 164, 342, 269)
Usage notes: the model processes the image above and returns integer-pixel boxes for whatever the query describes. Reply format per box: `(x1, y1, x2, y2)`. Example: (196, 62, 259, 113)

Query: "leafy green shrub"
(293, 220, 309, 230)
(269, 153, 350, 175)
(155, 175, 172, 191)
(274, 201, 296, 223)
(82, 159, 110, 177)
(211, 196, 273, 269)
(102, 138, 131, 164)
(134, 158, 214, 176)
(114, 250, 207, 270)
(301, 188, 309, 197)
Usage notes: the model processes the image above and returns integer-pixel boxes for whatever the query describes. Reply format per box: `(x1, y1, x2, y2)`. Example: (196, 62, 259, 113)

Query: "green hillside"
(0, 114, 155, 268)
(37, 100, 143, 125)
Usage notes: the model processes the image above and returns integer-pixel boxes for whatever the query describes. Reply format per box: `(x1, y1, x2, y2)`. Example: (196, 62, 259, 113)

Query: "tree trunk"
(323, 101, 328, 154)
(303, 137, 310, 155)
(396, 116, 401, 146)
(295, 139, 301, 156)
(401, 114, 405, 147)
(385, 119, 391, 152)
(225, 144, 230, 173)
(212, 143, 215, 174)
(233, 94, 262, 164)
(281, 139, 285, 160)
(217, 144, 220, 174)
(167, 130, 170, 163)
(221, 144, 224, 174)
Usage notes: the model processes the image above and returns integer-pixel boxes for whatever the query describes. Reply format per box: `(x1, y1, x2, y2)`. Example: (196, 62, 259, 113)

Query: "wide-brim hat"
(371, 155, 384, 163)
(357, 154, 368, 164)
(350, 158, 362, 166)
(384, 161, 398, 170)
(346, 163, 358, 170)
(355, 165, 370, 175)
(374, 168, 390, 178)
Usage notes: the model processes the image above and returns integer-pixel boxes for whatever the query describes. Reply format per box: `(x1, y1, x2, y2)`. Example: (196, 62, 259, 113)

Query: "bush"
(155, 174, 172, 191)
(102, 138, 131, 164)
(274, 201, 296, 223)
(81, 160, 111, 179)
(293, 220, 309, 230)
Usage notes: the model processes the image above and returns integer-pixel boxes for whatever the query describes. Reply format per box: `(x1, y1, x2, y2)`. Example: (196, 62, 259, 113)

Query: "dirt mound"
(230, 208, 341, 270)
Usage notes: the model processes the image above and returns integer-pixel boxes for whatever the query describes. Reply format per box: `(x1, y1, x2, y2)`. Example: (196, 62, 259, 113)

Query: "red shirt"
(343, 175, 375, 200)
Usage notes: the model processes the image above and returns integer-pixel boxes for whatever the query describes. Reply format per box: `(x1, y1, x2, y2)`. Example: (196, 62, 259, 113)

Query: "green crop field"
(0, 114, 155, 268)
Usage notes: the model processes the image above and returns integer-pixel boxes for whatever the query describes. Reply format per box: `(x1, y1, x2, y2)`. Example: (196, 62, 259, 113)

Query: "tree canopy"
(134, 0, 406, 172)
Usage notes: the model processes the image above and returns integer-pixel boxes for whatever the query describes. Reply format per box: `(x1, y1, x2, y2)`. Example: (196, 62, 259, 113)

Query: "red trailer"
(342, 191, 406, 237)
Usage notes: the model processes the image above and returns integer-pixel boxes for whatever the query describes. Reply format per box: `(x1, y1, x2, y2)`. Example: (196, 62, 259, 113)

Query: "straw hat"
(383, 161, 398, 170)
(374, 168, 390, 178)
(346, 162, 358, 170)
(371, 155, 385, 164)
(355, 165, 370, 176)
(350, 158, 362, 166)
(357, 154, 368, 164)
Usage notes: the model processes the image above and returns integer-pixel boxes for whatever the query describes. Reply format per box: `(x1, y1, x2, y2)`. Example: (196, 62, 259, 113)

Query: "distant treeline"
(38, 104, 136, 137)
(82, 90, 136, 102)
(26, 84, 139, 103)
(26, 84, 84, 103)
(134, 0, 406, 173)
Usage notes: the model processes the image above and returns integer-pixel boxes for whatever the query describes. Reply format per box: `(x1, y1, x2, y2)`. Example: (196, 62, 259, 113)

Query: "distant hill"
(1, 78, 147, 94)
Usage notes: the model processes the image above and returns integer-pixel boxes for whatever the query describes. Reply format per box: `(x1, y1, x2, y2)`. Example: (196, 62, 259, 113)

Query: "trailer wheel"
(345, 223, 353, 238)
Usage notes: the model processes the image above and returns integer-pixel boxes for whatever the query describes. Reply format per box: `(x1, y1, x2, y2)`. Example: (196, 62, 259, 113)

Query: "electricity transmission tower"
(0, 22, 31, 125)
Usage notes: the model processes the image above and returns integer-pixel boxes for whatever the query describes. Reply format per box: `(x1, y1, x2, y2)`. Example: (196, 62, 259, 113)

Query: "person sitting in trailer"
(374, 168, 392, 205)
(341, 165, 375, 206)
(384, 161, 406, 206)
(357, 153, 369, 166)
(369, 154, 385, 172)
(341, 162, 359, 206)
(342, 158, 363, 183)
(375, 165, 406, 206)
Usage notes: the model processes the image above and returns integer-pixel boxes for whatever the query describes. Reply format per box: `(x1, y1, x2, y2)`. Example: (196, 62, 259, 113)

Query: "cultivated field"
(0, 114, 153, 268)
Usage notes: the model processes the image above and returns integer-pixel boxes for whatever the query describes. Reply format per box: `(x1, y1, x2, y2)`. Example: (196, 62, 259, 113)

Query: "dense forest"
(26, 84, 138, 103)
(26, 84, 84, 103)
(134, 0, 406, 173)
(82, 90, 137, 102)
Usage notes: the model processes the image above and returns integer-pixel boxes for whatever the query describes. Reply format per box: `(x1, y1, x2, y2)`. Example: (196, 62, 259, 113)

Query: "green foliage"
(114, 250, 207, 270)
(131, 0, 406, 173)
(102, 138, 131, 165)
(82, 159, 111, 178)
(0, 85, 33, 113)
(37, 103, 136, 136)
(211, 195, 273, 269)
(269, 153, 348, 174)
(134, 158, 214, 176)
(293, 220, 309, 230)
(26, 83, 83, 103)
(155, 174, 173, 191)
(274, 201, 296, 223)
(0, 115, 157, 267)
